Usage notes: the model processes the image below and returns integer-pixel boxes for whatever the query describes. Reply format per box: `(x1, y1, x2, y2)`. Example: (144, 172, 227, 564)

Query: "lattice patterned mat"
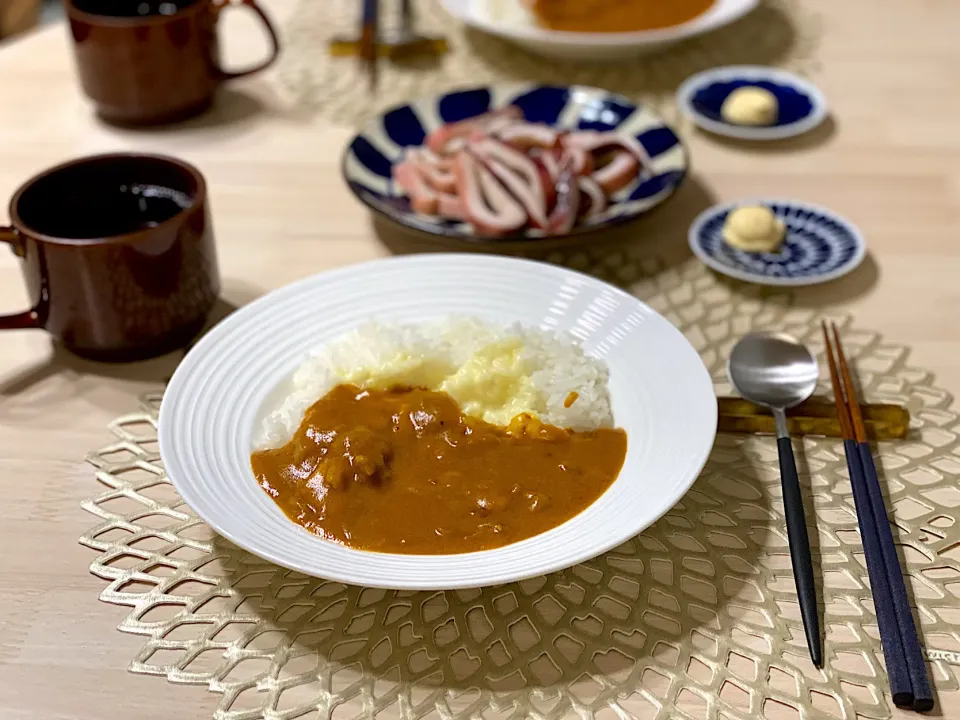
(272, 0, 822, 126)
(80, 258, 960, 720)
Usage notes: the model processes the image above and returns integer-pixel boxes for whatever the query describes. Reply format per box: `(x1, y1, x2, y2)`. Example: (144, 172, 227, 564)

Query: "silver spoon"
(728, 331, 822, 668)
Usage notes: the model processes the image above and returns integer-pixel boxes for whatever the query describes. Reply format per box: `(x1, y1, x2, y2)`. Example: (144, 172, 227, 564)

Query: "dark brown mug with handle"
(65, 0, 280, 125)
(0, 153, 220, 361)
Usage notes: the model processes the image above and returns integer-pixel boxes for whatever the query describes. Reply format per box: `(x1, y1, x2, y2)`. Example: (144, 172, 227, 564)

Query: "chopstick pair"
(822, 322, 934, 712)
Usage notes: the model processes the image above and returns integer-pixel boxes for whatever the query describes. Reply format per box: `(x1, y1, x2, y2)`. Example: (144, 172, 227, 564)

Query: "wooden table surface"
(2, 1, 960, 718)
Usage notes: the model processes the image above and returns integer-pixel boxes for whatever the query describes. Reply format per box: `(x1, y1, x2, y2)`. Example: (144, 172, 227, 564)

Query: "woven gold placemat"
(273, 0, 822, 126)
(79, 258, 960, 720)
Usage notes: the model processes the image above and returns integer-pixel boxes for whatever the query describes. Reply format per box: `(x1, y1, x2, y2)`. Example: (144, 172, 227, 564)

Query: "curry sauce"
(251, 384, 627, 554)
(529, 0, 714, 33)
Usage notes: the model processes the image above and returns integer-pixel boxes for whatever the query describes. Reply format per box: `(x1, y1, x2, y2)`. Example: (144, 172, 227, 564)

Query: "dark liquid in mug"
(72, 0, 198, 17)
(54, 184, 191, 239)
(18, 182, 192, 240)
(15, 155, 198, 240)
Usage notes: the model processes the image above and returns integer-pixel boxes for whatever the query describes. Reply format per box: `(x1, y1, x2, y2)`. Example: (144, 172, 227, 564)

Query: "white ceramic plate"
(159, 255, 717, 590)
(442, 0, 759, 60)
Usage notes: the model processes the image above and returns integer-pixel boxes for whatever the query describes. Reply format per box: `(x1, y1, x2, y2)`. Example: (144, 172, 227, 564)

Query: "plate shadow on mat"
(208, 464, 768, 699)
(373, 174, 717, 289)
(698, 251, 879, 309)
(788, 252, 879, 307)
(463, 1, 802, 97)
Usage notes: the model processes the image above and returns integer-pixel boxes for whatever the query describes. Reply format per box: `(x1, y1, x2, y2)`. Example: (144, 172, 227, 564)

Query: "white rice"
(254, 316, 613, 449)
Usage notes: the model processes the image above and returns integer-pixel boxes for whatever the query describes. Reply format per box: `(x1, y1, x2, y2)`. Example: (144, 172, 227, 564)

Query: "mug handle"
(213, 0, 281, 80)
(0, 227, 41, 331)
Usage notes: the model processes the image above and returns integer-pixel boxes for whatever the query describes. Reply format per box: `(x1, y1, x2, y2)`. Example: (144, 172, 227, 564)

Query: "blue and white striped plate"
(688, 199, 866, 286)
(342, 84, 688, 243)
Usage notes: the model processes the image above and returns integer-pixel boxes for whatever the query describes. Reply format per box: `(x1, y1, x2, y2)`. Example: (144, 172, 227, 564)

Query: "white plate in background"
(441, 0, 759, 60)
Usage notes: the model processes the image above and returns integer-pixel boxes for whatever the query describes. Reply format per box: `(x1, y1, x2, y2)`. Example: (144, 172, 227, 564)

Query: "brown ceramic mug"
(0, 153, 220, 361)
(65, 0, 280, 125)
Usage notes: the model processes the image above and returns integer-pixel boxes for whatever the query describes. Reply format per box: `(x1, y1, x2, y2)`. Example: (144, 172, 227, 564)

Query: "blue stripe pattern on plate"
(690, 201, 865, 284)
(342, 83, 688, 242)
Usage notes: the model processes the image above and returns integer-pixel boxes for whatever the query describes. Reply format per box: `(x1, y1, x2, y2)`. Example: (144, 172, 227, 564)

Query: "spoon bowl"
(728, 331, 819, 410)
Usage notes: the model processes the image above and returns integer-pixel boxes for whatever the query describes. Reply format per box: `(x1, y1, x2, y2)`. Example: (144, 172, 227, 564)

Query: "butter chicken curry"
(251, 384, 627, 554)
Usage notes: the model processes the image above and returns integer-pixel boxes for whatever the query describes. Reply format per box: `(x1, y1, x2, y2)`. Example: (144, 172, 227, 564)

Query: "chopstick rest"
(717, 397, 909, 439)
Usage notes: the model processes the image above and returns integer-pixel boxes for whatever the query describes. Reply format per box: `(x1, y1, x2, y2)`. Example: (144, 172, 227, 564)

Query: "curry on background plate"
(527, 0, 715, 33)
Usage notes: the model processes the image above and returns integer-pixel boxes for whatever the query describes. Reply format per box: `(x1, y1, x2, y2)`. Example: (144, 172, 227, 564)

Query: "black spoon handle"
(777, 435, 823, 668)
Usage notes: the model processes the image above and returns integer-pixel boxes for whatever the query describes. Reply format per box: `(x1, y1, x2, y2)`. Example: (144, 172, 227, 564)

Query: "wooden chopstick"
(830, 323, 934, 712)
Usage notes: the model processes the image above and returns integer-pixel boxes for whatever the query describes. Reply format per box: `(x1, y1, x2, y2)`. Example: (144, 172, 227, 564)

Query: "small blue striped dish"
(677, 66, 828, 141)
(342, 84, 688, 243)
(688, 199, 866, 286)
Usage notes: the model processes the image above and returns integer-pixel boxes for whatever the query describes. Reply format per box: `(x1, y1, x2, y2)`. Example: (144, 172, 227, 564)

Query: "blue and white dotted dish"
(676, 66, 828, 141)
(342, 83, 688, 243)
(688, 199, 866, 286)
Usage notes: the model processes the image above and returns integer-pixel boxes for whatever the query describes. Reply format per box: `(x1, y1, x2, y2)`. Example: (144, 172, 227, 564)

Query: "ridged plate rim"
(159, 254, 717, 589)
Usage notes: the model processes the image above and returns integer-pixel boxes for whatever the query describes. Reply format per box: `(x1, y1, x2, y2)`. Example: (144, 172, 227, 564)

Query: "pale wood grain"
(1, 1, 959, 718)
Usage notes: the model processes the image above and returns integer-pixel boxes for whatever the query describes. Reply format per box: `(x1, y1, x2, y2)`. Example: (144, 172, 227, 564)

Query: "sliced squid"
(454, 152, 527, 236)
(577, 176, 607, 219)
(540, 149, 560, 180)
(394, 161, 465, 219)
(496, 122, 561, 151)
(592, 149, 640, 194)
(406, 148, 457, 193)
(532, 156, 558, 215)
(563, 130, 652, 167)
(485, 158, 548, 229)
(393, 111, 653, 236)
(424, 106, 524, 156)
(437, 192, 467, 220)
(410, 146, 454, 170)
(394, 160, 438, 215)
(564, 146, 593, 176)
(539, 146, 592, 179)
(545, 161, 580, 235)
(469, 137, 552, 229)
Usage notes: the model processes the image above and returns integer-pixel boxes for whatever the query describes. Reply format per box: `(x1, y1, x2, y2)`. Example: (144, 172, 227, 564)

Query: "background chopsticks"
(359, 0, 379, 88)
(823, 322, 934, 712)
